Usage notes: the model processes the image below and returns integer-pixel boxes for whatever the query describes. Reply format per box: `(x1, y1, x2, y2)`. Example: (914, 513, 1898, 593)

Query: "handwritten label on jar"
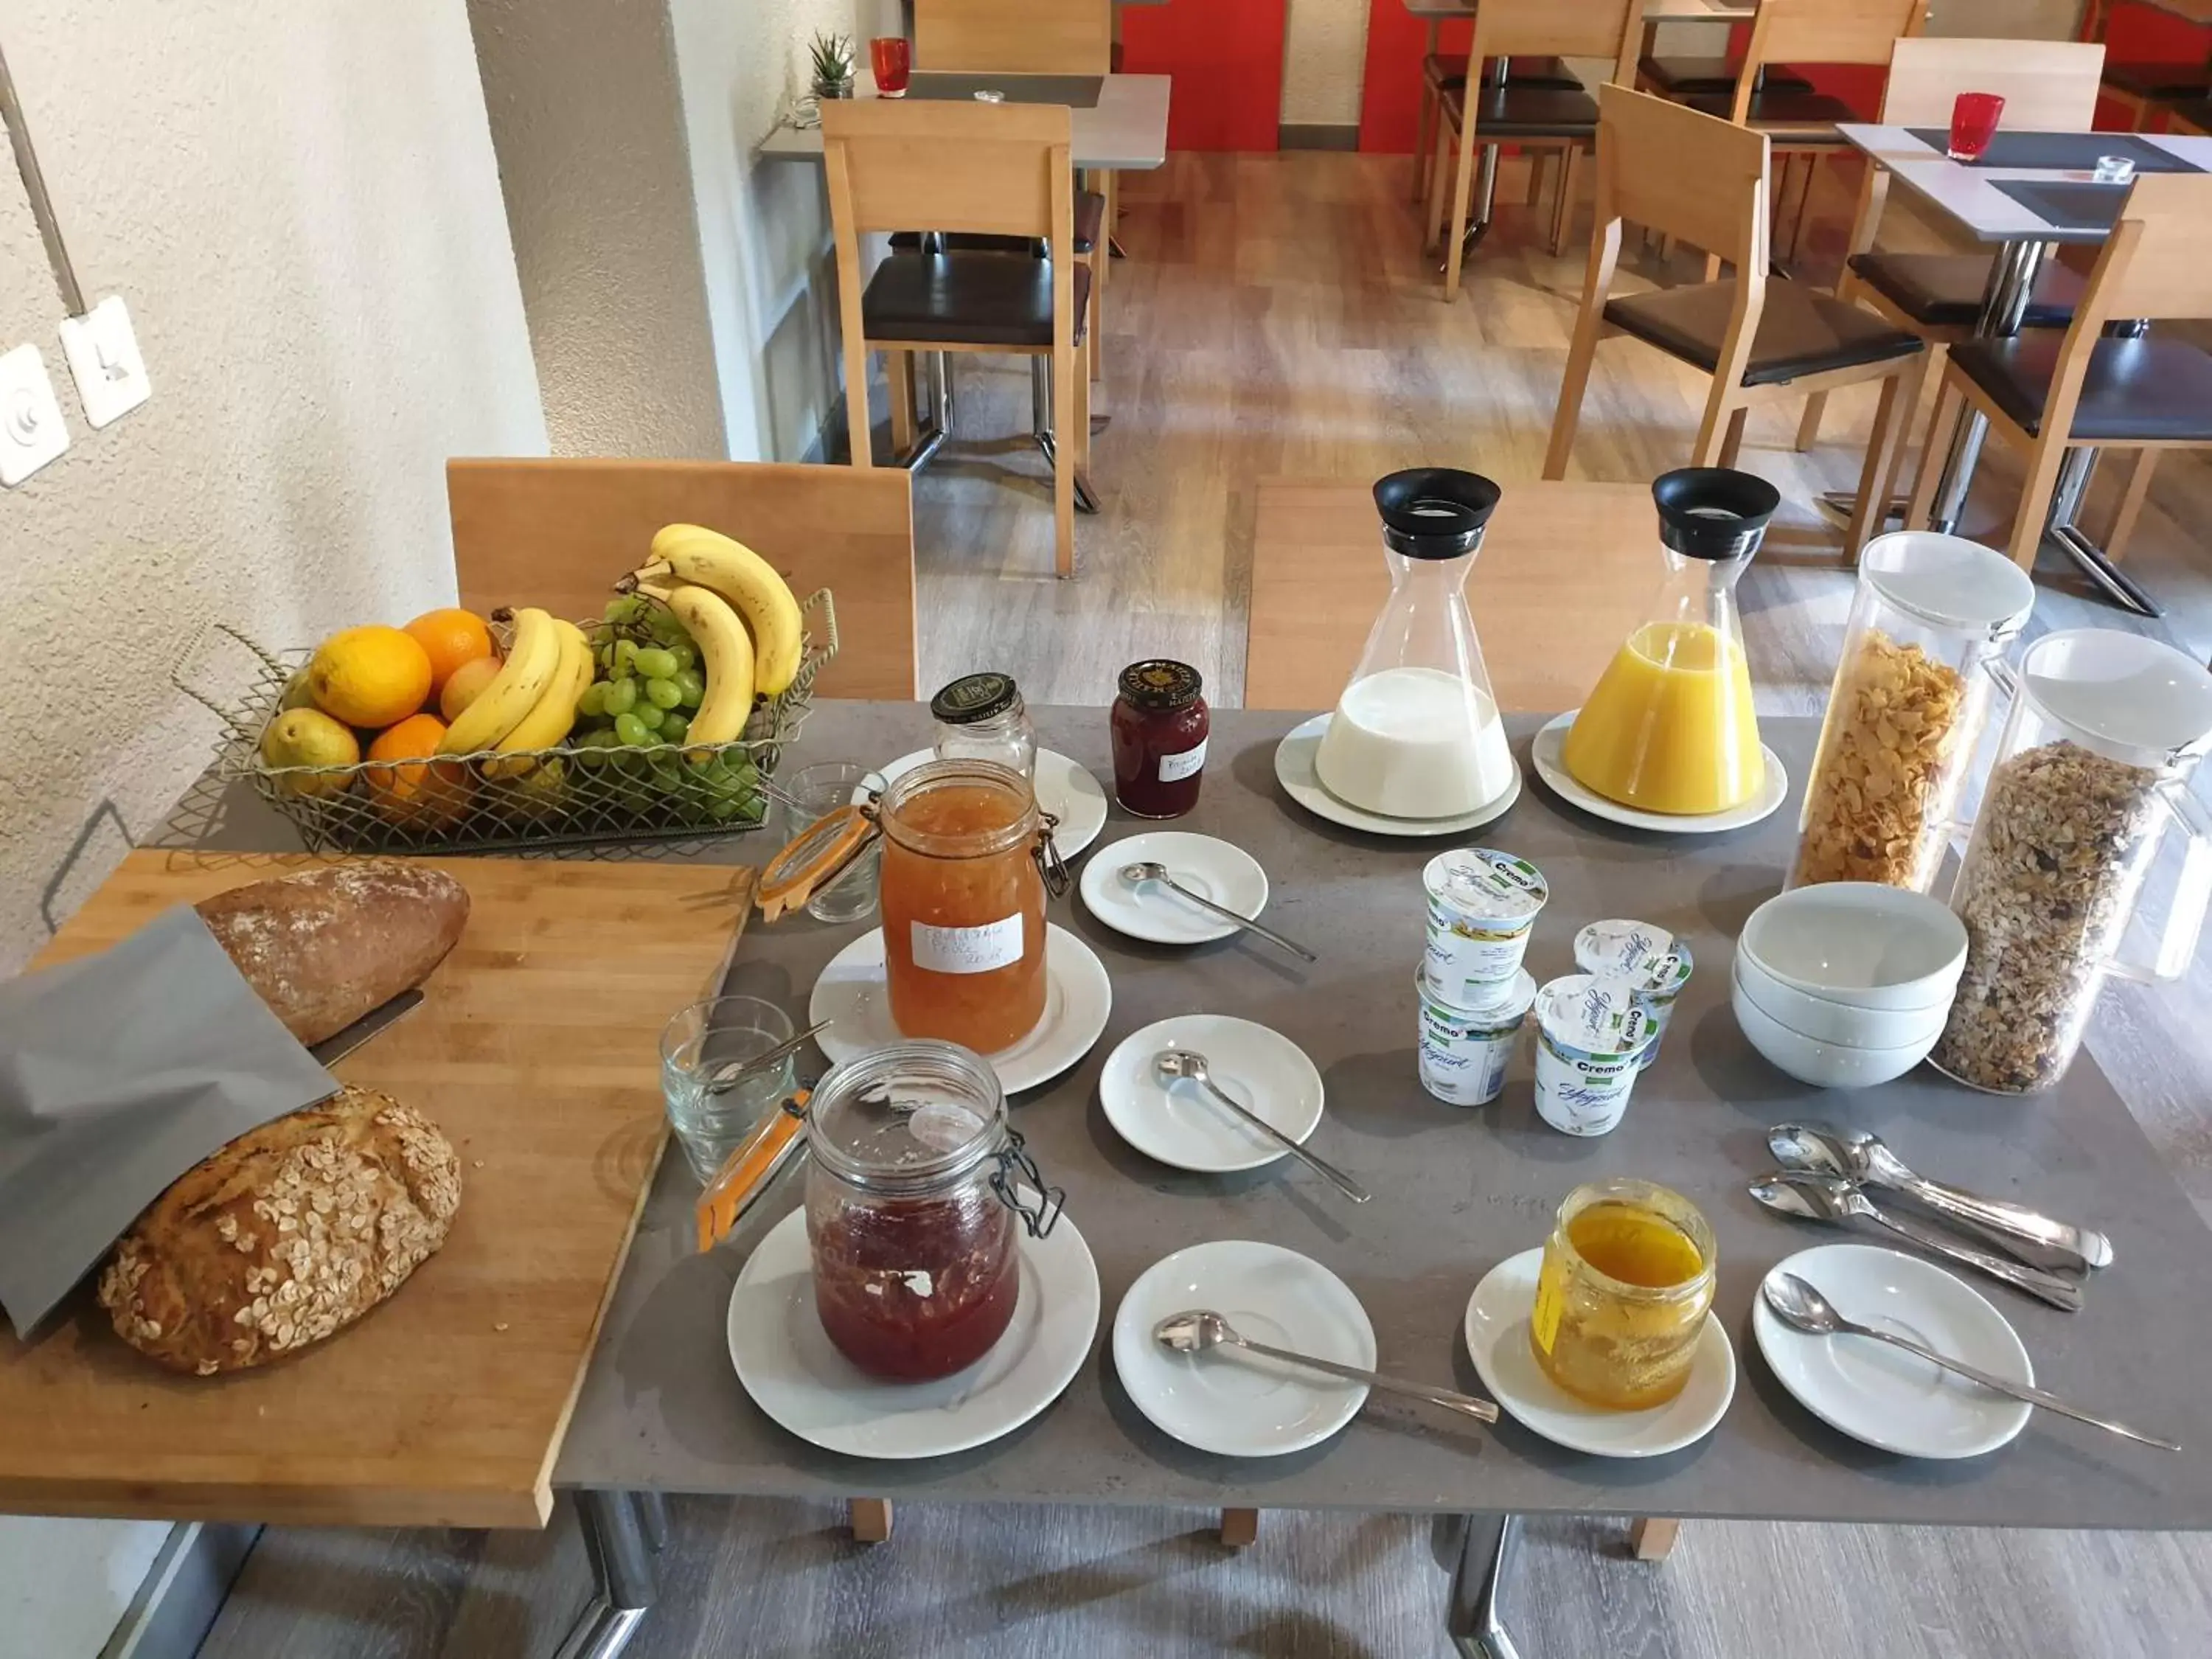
(1158, 740, 1208, 782)
(910, 915, 1023, 975)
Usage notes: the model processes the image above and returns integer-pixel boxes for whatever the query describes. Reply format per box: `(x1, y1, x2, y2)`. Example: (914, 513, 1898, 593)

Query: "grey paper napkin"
(0, 905, 339, 1338)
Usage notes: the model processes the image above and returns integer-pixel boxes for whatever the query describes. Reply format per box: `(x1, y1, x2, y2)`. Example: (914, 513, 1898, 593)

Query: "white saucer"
(1531, 712, 1788, 835)
(1097, 1015, 1326, 1173)
(864, 748, 1109, 858)
(810, 923, 1112, 1094)
(1078, 832, 1270, 946)
(1463, 1247, 1736, 1458)
(1753, 1244, 2032, 1459)
(726, 1206, 1099, 1460)
(1273, 713, 1521, 838)
(1113, 1239, 1375, 1457)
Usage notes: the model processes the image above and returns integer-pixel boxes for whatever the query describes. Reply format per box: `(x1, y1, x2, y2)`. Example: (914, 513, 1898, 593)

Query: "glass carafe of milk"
(1314, 469, 1517, 819)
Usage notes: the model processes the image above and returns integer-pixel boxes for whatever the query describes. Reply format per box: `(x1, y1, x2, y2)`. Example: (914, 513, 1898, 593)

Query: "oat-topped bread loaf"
(97, 1086, 462, 1375)
(195, 860, 468, 1046)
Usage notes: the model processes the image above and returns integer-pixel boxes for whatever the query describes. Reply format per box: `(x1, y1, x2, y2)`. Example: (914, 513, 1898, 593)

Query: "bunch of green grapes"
(568, 594, 762, 825)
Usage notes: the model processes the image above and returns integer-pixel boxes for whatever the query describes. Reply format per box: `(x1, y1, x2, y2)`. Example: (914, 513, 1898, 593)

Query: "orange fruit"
(364, 713, 470, 827)
(308, 626, 434, 727)
(404, 608, 495, 696)
(439, 653, 505, 723)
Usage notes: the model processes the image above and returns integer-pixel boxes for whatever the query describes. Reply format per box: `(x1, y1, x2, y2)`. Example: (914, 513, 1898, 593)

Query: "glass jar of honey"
(1528, 1179, 1715, 1410)
(879, 759, 1051, 1053)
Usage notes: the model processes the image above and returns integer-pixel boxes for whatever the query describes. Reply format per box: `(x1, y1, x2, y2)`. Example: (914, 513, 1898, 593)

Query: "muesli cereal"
(1792, 629, 1972, 891)
(1930, 740, 2163, 1093)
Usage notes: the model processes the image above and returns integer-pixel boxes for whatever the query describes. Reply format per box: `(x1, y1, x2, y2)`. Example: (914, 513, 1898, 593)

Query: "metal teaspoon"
(1155, 1310, 1498, 1422)
(1121, 861, 1317, 961)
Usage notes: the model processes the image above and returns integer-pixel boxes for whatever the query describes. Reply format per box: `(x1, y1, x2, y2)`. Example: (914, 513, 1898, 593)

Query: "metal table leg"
(1031, 357, 1100, 515)
(1446, 1513, 1524, 1659)
(552, 1489, 663, 1659)
(2049, 445, 2163, 616)
(896, 351, 950, 473)
(1927, 238, 2050, 535)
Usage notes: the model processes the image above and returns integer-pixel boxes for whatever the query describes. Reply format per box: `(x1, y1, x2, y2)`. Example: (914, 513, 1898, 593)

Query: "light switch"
(0, 342, 69, 485)
(58, 294, 151, 429)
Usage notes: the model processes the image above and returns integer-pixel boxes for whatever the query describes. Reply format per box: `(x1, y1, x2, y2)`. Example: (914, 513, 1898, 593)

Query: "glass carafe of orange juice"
(1561, 469, 1776, 815)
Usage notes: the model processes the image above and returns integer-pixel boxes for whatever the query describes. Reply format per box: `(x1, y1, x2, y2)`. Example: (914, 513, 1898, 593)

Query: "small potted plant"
(809, 31, 856, 101)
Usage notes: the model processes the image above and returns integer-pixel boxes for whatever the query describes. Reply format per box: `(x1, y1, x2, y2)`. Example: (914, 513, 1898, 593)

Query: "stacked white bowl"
(1731, 883, 1967, 1089)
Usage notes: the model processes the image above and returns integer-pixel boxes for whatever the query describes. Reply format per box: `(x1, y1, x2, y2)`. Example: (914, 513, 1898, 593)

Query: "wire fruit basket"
(178, 590, 837, 855)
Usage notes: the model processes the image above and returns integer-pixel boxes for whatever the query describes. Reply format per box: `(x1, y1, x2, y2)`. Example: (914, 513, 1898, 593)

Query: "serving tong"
(1753, 1121, 2110, 1312)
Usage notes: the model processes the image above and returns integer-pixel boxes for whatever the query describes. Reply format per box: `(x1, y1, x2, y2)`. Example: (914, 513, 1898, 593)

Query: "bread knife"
(309, 988, 425, 1068)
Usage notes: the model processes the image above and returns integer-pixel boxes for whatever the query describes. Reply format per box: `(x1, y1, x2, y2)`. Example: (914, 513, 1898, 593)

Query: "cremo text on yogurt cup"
(1422, 848, 1548, 1006)
(1533, 974, 1655, 1137)
(1418, 970, 1536, 1107)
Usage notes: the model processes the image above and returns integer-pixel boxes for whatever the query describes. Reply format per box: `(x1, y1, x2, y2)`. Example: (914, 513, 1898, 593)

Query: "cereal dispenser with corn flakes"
(1789, 532, 2034, 894)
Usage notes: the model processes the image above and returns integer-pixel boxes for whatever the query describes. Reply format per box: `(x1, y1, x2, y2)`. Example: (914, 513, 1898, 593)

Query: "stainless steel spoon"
(1761, 1273, 2177, 1451)
(1121, 861, 1317, 961)
(1749, 1172, 2084, 1312)
(1154, 1050, 1369, 1203)
(1768, 1121, 2113, 1275)
(1155, 1310, 1498, 1423)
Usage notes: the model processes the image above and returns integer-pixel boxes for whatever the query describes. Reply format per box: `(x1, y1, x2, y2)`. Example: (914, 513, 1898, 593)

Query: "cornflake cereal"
(1930, 741, 2162, 1093)
(1792, 629, 1972, 891)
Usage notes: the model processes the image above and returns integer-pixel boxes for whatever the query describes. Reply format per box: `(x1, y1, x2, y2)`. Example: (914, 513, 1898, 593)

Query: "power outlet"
(58, 294, 151, 428)
(0, 342, 69, 485)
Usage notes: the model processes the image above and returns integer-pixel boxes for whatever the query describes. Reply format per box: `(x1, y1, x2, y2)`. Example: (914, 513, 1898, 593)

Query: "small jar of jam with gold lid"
(1111, 660, 1208, 818)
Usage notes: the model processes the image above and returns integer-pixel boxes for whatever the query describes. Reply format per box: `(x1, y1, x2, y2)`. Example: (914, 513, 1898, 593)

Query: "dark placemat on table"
(904, 72, 1105, 108)
(1992, 178, 2129, 233)
(1906, 128, 2204, 173)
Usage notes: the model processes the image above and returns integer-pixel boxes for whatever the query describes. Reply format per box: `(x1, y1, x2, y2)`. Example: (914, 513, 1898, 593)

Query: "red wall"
(1359, 3, 1470, 153)
(1119, 0, 1288, 152)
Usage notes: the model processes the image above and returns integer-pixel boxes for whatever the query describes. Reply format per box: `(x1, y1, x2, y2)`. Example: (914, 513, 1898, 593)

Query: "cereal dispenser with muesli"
(1930, 629, 2212, 1096)
(1790, 532, 2034, 894)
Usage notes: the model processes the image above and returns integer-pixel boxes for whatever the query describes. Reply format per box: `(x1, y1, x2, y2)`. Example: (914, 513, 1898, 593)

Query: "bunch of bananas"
(627, 524, 805, 759)
(436, 607, 593, 776)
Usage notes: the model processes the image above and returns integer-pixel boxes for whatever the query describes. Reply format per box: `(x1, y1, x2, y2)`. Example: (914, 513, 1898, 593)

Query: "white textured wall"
(0, 0, 545, 973)
(1282, 0, 1368, 126)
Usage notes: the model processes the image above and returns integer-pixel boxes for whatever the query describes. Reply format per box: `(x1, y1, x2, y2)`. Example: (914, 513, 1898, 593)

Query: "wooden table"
(0, 851, 748, 1529)
(757, 73, 1174, 172)
(551, 701, 2212, 1659)
(1246, 478, 1659, 714)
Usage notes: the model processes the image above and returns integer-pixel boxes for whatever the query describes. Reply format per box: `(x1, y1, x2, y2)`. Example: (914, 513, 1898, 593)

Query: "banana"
(486, 619, 591, 779)
(660, 583, 757, 759)
(439, 606, 561, 756)
(639, 524, 804, 696)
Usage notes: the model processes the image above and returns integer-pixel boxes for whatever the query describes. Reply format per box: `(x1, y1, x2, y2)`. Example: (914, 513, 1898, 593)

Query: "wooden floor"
(201, 152, 2212, 1659)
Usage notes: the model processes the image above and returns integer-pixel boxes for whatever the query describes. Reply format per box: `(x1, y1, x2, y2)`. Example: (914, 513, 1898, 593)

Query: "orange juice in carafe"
(1562, 470, 1775, 816)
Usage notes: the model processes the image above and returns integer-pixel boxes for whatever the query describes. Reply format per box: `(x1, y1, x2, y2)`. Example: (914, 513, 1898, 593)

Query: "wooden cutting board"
(0, 850, 754, 1529)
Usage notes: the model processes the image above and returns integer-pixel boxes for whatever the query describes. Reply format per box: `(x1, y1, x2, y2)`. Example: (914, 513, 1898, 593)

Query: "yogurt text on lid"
(1425, 848, 1548, 922)
(1532, 974, 1655, 1136)
(1573, 921, 1695, 1069)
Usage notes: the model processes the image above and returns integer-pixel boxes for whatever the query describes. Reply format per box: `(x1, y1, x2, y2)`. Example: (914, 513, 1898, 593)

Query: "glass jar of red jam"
(1111, 660, 1208, 818)
(804, 1042, 1022, 1382)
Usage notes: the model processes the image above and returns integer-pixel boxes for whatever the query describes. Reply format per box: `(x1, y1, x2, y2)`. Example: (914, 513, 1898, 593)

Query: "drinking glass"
(870, 35, 911, 97)
(1948, 92, 2004, 162)
(661, 995, 796, 1183)
(785, 762, 884, 923)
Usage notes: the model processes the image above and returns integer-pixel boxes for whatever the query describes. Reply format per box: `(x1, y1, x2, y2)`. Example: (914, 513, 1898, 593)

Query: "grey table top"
(757, 74, 1172, 173)
(1839, 123, 2212, 246)
(551, 703, 2212, 1532)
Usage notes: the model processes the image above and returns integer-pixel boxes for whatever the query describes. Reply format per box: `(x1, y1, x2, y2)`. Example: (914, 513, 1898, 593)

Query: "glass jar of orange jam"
(878, 759, 1048, 1053)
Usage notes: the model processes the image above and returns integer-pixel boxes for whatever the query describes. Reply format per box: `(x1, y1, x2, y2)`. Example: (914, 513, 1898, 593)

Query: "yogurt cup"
(1573, 920, 1695, 1070)
(1418, 970, 1536, 1107)
(1533, 974, 1657, 1137)
(1422, 849, 1549, 1008)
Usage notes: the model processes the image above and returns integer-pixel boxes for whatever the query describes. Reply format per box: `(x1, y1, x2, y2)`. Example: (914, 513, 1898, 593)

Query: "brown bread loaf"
(195, 860, 468, 1044)
(97, 1086, 462, 1375)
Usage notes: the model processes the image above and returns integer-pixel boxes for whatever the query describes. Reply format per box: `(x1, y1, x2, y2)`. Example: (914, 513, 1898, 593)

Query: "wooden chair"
(822, 99, 1089, 579)
(1906, 173, 2212, 573)
(1543, 86, 1923, 557)
(445, 458, 919, 700)
(1412, 53, 1583, 210)
(1427, 0, 1643, 297)
(910, 0, 1115, 383)
(1795, 38, 2106, 515)
(1676, 0, 1928, 273)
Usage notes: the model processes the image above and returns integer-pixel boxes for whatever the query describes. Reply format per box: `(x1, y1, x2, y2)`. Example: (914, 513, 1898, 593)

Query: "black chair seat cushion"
(1848, 251, 2086, 330)
(1604, 277, 1922, 387)
(1639, 55, 1813, 97)
(1441, 83, 1601, 140)
(1680, 86, 1865, 139)
(1952, 332, 2212, 442)
(888, 190, 1105, 257)
(1426, 54, 1582, 92)
(2103, 60, 2212, 101)
(862, 251, 1093, 348)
